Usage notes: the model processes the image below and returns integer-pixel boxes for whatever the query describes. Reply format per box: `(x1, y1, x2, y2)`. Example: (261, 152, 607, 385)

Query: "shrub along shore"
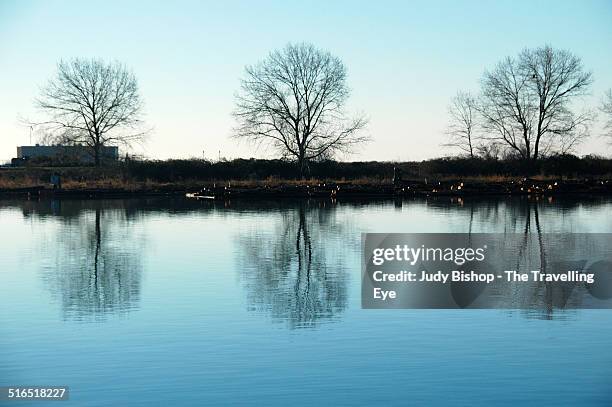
(1, 155, 612, 199)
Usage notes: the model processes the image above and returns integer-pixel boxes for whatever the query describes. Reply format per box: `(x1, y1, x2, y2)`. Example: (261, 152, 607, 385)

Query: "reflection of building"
(15, 145, 118, 164)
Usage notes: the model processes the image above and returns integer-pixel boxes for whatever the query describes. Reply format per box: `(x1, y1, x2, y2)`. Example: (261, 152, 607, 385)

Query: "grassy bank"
(1, 155, 612, 198)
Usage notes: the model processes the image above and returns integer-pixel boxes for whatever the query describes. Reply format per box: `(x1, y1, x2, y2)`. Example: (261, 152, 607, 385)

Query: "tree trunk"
(93, 209, 101, 282)
(297, 151, 309, 179)
(533, 136, 541, 161)
(94, 145, 101, 167)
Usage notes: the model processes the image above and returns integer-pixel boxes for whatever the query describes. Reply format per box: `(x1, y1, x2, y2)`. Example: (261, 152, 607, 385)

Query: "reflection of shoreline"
(1, 193, 611, 214)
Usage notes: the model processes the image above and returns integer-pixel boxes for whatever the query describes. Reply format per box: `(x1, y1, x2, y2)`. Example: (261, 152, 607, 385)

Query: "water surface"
(1, 197, 611, 406)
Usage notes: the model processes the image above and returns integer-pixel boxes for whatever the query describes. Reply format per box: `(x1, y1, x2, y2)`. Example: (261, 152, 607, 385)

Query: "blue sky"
(1, 0, 611, 162)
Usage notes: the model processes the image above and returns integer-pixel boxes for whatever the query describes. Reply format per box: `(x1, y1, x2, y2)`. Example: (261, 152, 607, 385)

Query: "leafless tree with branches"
(234, 43, 368, 176)
(444, 91, 480, 158)
(479, 46, 593, 160)
(602, 89, 612, 140)
(34, 58, 146, 165)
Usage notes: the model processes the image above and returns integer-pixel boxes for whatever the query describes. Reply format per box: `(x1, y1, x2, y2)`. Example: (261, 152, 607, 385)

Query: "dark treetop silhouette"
(234, 43, 368, 176)
(34, 58, 146, 166)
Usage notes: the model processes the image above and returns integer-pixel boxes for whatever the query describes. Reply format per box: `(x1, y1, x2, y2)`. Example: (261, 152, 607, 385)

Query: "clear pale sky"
(1, 0, 611, 163)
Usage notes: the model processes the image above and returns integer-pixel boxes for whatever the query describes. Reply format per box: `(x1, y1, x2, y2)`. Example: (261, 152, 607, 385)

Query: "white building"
(16, 145, 119, 164)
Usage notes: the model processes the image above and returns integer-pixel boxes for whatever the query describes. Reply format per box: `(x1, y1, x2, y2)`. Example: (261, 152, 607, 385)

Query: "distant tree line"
(5, 156, 612, 183)
(123, 155, 612, 181)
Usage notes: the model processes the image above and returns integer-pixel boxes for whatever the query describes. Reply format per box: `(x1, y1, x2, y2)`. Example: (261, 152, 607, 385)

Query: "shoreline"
(1, 178, 611, 199)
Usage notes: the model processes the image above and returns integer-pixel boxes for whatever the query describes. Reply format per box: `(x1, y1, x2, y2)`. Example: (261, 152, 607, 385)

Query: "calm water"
(1, 197, 612, 406)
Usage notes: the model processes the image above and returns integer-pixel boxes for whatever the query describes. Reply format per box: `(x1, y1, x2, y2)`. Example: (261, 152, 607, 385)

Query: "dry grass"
(0, 167, 607, 193)
(435, 174, 593, 182)
(0, 175, 393, 191)
(0, 175, 41, 188)
(222, 176, 393, 187)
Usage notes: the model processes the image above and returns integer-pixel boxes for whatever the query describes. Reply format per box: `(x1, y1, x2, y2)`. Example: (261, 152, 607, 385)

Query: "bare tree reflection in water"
(238, 202, 348, 329)
(5, 196, 609, 323)
(455, 196, 600, 319)
(506, 199, 586, 319)
(38, 201, 145, 321)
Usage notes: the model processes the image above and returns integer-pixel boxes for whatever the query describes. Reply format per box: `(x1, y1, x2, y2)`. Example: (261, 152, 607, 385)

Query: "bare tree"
(479, 46, 592, 160)
(234, 43, 368, 176)
(35, 58, 145, 166)
(444, 91, 479, 157)
(602, 89, 612, 140)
